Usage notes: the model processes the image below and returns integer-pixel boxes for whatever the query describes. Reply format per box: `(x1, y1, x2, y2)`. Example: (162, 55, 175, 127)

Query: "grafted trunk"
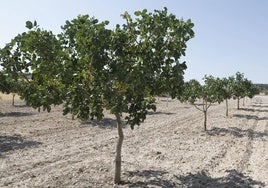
(114, 114, 124, 184)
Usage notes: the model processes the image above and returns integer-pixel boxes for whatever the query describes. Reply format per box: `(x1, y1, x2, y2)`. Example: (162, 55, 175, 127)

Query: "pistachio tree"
(0, 8, 194, 184)
(59, 8, 194, 183)
(242, 79, 260, 105)
(232, 72, 259, 109)
(221, 76, 235, 116)
(180, 76, 224, 131)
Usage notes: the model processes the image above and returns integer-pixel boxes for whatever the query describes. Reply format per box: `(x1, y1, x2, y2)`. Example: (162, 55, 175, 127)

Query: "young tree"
(232, 72, 246, 110)
(221, 76, 235, 116)
(0, 8, 194, 184)
(232, 72, 259, 109)
(243, 79, 260, 104)
(180, 76, 224, 131)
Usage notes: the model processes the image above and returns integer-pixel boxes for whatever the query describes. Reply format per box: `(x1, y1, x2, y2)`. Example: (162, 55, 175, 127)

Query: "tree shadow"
(82, 117, 127, 129)
(241, 107, 268, 113)
(233, 114, 259, 120)
(233, 114, 268, 121)
(147, 111, 175, 115)
(14, 104, 29, 108)
(208, 127, 268, 139)
(125, 170, 176, 187)
(124, 169, 265, 188)
(0, 134, 42, 157)
(176, 170, 265, 188)
(0, 112, 33, 117)
(239, 108, 255, 112)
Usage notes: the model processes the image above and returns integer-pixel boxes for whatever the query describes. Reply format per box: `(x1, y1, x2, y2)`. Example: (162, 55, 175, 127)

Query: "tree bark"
(237, 98, 240, 110)
(12, 93, 15, 106)
(114, 114, 124, 184)
(225, 99, 229, 117)
(203, 110, 207, 131)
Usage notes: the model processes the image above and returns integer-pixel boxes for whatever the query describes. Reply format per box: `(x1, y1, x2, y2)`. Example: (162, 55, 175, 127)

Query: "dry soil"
(0, 94, 267, 187)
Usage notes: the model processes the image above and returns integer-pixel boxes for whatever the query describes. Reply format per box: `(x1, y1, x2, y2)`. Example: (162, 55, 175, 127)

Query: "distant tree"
(232, 72, 259, 109)
(221, 76, 235, 116)
(180, 76, 224, 131)
(255, 84, 268, 94)
(242, 79, 260, 106)
(232, 72, 246, 110)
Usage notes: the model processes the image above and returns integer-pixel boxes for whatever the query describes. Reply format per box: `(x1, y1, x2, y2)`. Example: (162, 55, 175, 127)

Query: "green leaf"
(134, 11, 141, 16)
(26, 21, 33, 29)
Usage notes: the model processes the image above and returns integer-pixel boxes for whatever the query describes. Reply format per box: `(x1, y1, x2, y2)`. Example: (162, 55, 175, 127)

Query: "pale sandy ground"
(0, 94, 267, 187)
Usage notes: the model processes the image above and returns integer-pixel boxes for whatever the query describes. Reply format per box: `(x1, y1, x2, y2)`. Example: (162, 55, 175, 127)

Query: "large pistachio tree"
(0, 8, 194, 184)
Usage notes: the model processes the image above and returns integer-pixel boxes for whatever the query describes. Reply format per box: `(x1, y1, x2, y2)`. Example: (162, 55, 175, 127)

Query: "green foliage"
(180, 76, 225, 131)
(0, 54, 23, 96)
(232, 72, 259, 109)
(179, 79, 201, 104)
(120, 7, 193, 99)
(1, 8, 194, 124)
(0, 72, 11, 94)
(1, 9, 194, 184)
(232, 72, 246, 100)
(221, 76, 235, 100)
(59, 15, 112, 120)
(57, 8, 194, 128)
(25, 20, 37, 30)
(181, 76, 224, 105)
(202, 75, 225, 104)
(0, 24, 64, 111)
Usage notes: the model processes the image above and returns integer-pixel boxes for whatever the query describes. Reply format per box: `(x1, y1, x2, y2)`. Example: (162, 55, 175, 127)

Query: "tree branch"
(193, 103, 203, 112)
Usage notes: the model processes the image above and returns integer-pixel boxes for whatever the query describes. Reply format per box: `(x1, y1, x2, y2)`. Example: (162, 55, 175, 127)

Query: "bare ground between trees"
(0, 95, 267, 187)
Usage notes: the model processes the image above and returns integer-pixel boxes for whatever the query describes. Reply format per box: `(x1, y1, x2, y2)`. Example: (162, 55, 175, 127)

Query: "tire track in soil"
(204, 105, 262, 174)
(0, 132, 117, 188)
(240, 107, 268, 184)
(236, 109, 261, 173)
(264, 121, 268, 138)
(120, 100, 203, 168)
(122, 102, 224, 172)
(237, 117, 258, 172)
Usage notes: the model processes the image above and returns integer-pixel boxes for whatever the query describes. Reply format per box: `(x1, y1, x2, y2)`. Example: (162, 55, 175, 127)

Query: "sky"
(0, 0, 267, 84)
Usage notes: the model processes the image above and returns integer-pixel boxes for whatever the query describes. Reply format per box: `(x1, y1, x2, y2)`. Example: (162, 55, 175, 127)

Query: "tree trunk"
(203, 110, 207, 131)
(12, 93, 15, 106)
(237, 98, 240, 110)
(225, 99, 229, 117)
(243, 97, 245, 106)
(114, 114, 124, 184)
